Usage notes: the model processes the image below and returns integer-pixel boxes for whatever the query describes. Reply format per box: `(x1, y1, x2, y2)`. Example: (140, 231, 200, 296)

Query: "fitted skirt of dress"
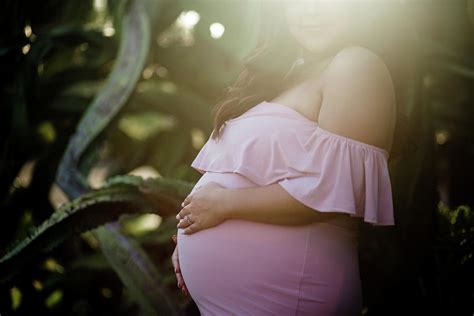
(177, 172, 363, 316)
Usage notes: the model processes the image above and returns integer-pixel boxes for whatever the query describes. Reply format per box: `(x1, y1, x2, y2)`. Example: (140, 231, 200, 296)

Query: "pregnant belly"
(177, 172, 362, 315)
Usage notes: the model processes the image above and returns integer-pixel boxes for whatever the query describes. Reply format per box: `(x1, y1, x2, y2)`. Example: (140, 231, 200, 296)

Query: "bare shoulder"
(319, 46, 397, 152)
(325, 46, 394, 89)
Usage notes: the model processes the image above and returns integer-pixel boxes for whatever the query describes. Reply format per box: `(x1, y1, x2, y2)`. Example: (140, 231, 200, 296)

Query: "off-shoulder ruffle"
(190, 102, 394, 226)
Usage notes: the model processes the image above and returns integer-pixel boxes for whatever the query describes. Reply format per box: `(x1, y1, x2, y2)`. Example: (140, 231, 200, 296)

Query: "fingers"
(177, 272, 186, 290)
(172, 244, 189, 296)
(176, 205, 191, 220)
(183, 223, 199, 235)
(181, 193, 192, 208)
(181, 284, 189, 296)
(177, 216, 193, 229)
(172, 244, 180, 273)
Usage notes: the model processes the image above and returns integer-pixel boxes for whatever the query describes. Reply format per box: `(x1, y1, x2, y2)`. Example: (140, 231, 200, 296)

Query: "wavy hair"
(209, 1, 418, 163)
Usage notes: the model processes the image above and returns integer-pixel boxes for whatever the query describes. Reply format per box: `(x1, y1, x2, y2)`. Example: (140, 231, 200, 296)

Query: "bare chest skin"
(270, 79, 323, 123)
(269, 57, 334, 123)
(269, 58, 359, 222)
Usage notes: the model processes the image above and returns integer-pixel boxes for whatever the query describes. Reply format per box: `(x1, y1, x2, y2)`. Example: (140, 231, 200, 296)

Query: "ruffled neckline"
(191, 101, 395, 226)
(228, 101, 390, 157)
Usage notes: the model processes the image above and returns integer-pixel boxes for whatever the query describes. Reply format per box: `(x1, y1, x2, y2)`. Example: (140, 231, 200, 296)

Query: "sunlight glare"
(210, 23, 225, 39)
(24, 25, 32, 37)
(435, 129, 449, 145)
(94, 0, 107, 12)
(103, 19, 115, 37)
(177, 10, 200, 30)
(22, 44, 30, 54)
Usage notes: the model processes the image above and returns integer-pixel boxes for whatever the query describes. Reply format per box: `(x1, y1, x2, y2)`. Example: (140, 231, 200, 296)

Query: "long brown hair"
(210, 1, 419, 163)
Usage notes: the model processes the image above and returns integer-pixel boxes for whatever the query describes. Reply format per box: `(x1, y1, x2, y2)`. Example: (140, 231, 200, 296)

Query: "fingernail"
(181, 202, 184, 207)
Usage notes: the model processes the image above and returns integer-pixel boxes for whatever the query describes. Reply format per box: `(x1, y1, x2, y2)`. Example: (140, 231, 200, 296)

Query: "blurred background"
(0, 0, 473, 315)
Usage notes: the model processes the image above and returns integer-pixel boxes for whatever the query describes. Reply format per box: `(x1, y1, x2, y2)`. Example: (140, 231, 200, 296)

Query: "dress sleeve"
(277, 126, 395, 226)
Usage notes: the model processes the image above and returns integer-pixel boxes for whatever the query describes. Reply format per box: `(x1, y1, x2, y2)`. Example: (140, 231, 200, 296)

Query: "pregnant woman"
(172, 1, 401, 315)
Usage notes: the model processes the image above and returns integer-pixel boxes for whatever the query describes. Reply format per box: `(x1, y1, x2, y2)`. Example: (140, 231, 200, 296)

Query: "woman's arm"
(176, 181, 342, 234)
(221, 183, 340, 226)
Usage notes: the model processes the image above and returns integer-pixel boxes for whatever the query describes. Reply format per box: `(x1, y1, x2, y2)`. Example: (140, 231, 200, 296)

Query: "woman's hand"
(171, 234, 189, 296)
(176, 181, 228, 234)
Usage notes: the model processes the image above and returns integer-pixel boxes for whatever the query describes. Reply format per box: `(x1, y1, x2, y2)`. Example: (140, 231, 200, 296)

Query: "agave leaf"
(0, 175, 194, 285)
(0, 182, 146, 282)
(51, 1, 185, 312)
(44, 0, 221, 314)
(56, 0, 153, 196)
(95, 222, 180, 316)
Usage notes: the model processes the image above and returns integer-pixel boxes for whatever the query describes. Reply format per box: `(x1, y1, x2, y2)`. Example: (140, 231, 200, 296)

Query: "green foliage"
(0, 175, 191, 282)
(1, 0, 197, 314)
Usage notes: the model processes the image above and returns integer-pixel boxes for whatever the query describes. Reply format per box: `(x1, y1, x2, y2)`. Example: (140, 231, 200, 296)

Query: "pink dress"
(177, 101, 394, 316)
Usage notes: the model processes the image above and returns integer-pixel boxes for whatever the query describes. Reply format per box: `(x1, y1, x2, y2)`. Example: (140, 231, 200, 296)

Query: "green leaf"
(0, 175, 194, 285)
